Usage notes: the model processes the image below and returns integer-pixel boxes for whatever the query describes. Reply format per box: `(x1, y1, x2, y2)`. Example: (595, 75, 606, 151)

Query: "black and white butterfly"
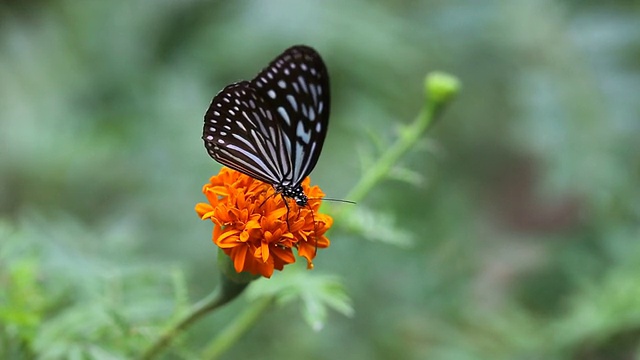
(203, 45, 330, 207)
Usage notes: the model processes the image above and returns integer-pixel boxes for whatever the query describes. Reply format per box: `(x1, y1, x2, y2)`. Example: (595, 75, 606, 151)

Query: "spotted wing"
(250, 45, 331, 186)
(203, 81, 291, 185)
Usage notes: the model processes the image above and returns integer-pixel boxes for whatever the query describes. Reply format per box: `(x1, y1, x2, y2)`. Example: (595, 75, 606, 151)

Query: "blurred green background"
(2, 1, 640, 359)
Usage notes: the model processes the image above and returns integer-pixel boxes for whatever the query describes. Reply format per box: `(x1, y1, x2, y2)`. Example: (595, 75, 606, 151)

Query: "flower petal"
(260, 241, 270, 263)
(195, 203, 215, 219)
(197, 167, 333, 278)
(216, 229, 241, 248)
(230, 245, 248, 273)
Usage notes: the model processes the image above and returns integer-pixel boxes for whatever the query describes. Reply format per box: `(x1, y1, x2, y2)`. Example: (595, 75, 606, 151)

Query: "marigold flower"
(195, 167, 333, 278)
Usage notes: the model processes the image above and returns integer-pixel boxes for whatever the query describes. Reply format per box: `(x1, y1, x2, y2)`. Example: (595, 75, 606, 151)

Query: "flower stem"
(341, 72, 460, 205)
(140, 279, 249, 360)
(201, 296, 274, 360)
(345, 101, 442, 204)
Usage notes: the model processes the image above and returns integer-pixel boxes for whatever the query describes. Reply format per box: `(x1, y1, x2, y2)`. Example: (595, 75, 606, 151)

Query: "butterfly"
(202, 45, 330, 207)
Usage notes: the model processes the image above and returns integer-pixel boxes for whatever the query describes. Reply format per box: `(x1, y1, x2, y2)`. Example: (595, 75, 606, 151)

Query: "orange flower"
(195, 167, 333, 278)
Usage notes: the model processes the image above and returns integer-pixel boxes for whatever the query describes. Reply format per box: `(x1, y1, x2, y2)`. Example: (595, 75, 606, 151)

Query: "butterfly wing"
(203, 81, 290, 185)
(250, 45, 331, 186)
(203, 45, 330, 188)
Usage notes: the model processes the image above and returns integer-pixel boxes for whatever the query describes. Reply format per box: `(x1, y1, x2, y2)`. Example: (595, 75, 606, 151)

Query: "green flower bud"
(425, 72, 461, 105)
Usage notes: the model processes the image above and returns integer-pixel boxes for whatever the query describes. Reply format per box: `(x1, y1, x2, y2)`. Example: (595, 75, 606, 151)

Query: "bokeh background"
(2, 1, 640, 359)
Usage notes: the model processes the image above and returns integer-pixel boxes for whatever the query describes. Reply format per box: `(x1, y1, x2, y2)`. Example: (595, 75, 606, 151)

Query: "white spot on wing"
(286, 95, 298, 111)
(231, 133, 256, 151)
(267, 90, 276, 99)
(297, 76, 308, 93)
(227, 144, 278, 181)
(294, 142, 304, 176)
(237, 118, 247, 131)
(310, 83, 317, 104)
(297, 122, 311, 143)
(278, 106, 291, 125)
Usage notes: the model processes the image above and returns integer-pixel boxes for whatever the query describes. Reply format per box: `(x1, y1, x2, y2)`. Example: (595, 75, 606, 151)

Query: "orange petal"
(210, 185, 229, 197)
(259, 259, 275, 278)
(231, 245, 248, 273)
(216, 230, 241, 248)
(195, 203, 214, 219)
(198, 167, 331, 278)
(272, 245, 296, 264)
(267, 207, 288, 221)
(213, 224, 222, 243)
(260, 241, 270, 262)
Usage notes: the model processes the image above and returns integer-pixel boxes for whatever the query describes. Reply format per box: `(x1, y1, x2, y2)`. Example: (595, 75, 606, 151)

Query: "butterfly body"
(203, 45, 330, 206)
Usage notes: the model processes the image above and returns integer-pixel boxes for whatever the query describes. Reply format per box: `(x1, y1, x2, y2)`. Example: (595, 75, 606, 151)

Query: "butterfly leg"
(281, 194, 292, 232)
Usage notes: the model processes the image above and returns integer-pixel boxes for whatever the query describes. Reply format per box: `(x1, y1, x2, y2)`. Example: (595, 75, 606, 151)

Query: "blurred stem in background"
(200, 296, 274, 360)
(140, 72, 460, 360)
(344, 72, 460, 205)
(140, 253, 256, 360)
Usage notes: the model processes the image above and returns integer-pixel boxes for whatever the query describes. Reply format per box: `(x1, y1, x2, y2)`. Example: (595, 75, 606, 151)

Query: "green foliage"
(248, 266, 354, 331)
(0, 219, 191, 359)
(0, 222, 45, 358)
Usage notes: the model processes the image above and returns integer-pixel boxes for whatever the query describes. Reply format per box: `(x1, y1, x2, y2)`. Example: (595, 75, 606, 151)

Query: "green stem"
(201, 296, 274, 360)
(344, 102, 442, 204)
(140, 279, 248, 360)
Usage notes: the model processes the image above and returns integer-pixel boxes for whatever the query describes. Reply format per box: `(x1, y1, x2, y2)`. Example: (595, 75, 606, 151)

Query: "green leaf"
(341, 207, 414, 247)
(246, 267, 353, 331)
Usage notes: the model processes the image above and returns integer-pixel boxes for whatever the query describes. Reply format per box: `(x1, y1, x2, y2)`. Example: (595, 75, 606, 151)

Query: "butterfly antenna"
(308, 197, 356, 204)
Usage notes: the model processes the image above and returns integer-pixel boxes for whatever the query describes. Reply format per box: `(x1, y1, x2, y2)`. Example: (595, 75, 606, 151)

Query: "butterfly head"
(276, 184, 308, 207)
